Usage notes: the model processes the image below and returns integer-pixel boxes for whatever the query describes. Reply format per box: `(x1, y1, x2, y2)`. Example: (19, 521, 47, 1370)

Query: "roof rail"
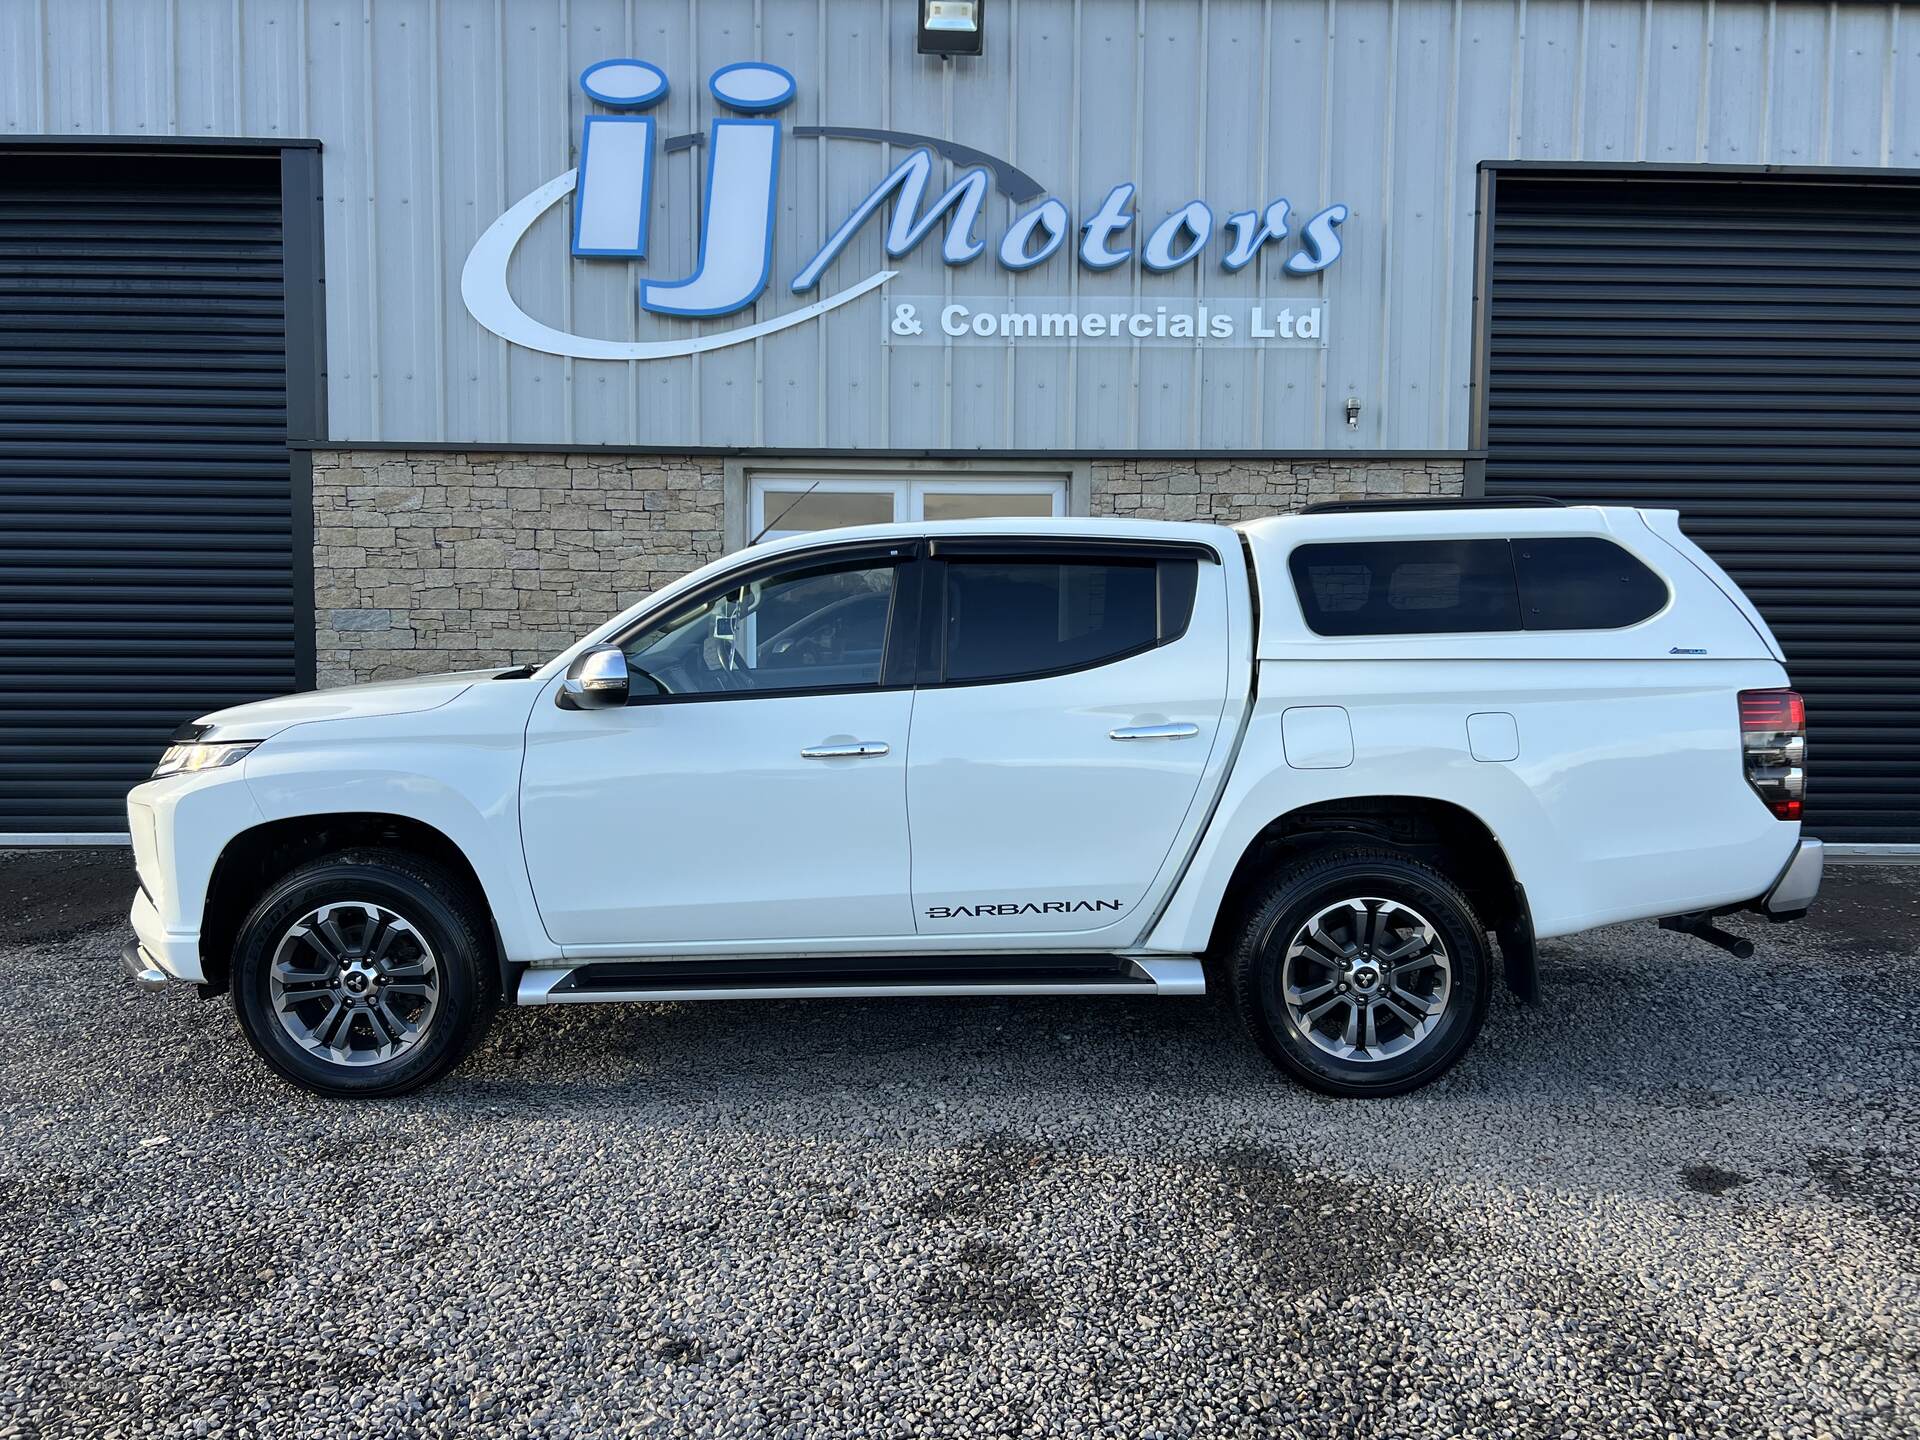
(1299, 496, 1568, 515)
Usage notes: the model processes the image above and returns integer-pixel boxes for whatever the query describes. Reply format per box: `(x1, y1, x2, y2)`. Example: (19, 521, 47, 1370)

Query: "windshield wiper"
(492, 663, 538, 680)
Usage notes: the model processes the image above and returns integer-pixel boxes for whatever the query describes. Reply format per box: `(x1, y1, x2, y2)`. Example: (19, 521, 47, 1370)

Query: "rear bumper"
(1760, 837, 1823, 919)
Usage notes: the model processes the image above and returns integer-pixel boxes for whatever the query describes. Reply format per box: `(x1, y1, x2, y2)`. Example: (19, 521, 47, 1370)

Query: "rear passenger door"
(905, 540, 1233, 937)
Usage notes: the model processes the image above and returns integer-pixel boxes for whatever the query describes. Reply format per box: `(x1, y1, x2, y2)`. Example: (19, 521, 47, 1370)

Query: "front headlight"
(151, 741, 260, 779)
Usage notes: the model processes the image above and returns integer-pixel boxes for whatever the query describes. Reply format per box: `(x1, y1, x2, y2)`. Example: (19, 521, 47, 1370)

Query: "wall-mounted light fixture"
(918, 0, 984, 58)
(1344, 396, 1362, 430)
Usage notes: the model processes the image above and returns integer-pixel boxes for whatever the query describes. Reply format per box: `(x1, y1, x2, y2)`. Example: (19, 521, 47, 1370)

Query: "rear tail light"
(1738, 688, 1805, 821)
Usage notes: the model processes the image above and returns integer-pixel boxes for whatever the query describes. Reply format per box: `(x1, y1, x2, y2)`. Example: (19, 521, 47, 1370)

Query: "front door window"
(620, 558, 897, 698)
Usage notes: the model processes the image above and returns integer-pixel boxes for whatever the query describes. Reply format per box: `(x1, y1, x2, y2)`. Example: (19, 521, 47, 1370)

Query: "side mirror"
(556, 644, 629, 710)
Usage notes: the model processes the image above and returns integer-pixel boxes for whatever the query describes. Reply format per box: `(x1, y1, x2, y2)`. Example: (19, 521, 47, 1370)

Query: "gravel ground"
(0, 854, 1916, 1440)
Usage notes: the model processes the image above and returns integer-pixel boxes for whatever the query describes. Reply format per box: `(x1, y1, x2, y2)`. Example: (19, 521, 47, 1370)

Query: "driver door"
(520, 541, 920, 950)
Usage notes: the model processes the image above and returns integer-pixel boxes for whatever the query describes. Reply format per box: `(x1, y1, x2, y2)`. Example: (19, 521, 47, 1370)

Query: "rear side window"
(1512, 538, 1668, 630)
(1290, 536, 1668, 637)
(941, 554, 1198, 683)
(1289, 540, 1520, 636)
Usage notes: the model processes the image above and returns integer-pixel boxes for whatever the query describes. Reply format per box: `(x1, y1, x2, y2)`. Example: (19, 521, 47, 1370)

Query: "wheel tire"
(1229, 846, 1491, 1098)
(230, 847, 499, 1098)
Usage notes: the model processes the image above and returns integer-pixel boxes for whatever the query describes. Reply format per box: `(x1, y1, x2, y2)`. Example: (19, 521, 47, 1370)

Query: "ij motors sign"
(462, 59, 1348, 361)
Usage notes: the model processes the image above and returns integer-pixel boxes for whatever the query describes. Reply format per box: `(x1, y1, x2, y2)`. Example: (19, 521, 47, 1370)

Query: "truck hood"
(191, 669, 502, 741)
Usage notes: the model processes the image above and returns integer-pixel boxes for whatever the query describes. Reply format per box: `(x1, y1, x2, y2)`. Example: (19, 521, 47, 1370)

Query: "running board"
(516, 954, 1205, 1006)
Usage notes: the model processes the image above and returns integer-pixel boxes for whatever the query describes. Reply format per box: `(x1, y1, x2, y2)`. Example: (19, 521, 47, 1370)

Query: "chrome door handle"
(800, 741, 890, 759)
(1109, 723, 1200, 741)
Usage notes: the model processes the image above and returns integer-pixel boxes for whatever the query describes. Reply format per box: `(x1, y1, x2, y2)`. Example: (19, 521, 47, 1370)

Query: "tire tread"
(230, 846, 498, 1098)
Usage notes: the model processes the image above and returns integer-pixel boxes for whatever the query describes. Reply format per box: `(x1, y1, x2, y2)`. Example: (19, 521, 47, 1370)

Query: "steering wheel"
(770, 632, 827, 666)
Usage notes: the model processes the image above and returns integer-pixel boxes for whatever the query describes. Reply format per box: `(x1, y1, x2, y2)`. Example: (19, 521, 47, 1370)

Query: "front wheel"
(1229, 847, 1491, 1097)
(230, 848, 498, 1098)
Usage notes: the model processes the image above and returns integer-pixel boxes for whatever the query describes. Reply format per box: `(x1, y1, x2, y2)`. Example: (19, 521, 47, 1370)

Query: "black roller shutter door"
(0, 150, 299, 837)
(1483, 170, 1920, 846)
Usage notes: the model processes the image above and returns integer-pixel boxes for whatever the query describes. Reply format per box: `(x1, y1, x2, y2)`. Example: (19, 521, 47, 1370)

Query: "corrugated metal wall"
(0, 149, 298, 836)
(1483, 169, 1920, 845)
(2, 0, 1916, 451)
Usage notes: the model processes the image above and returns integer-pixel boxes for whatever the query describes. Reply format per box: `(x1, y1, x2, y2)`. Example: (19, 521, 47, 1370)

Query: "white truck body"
(122, 503, 1821, 1097)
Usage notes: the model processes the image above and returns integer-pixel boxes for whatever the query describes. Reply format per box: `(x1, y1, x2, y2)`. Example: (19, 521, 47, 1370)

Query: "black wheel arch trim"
(1497, 877, 1538, 1003)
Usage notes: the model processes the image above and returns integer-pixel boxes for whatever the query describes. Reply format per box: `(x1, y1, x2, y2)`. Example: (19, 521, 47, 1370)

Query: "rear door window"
(940, 553, 1198, 683)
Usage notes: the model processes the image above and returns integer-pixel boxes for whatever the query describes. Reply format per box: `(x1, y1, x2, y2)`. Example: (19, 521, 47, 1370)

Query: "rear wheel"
(1230, 847, 1490, 1097)
(230, 848, 498, 1097)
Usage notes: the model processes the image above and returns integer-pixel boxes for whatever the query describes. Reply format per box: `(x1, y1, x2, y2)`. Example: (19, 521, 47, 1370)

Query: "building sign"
(462, 60, 1348, 362)
(886, 297, 1327, 348)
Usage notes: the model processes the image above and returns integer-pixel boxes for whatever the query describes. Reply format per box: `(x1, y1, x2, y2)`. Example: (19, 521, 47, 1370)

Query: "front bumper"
(125, 764, 262, 986)
(128, 883, 204, 983)
(1760, 837, 1823, 919)
(120, 939, 172, 992)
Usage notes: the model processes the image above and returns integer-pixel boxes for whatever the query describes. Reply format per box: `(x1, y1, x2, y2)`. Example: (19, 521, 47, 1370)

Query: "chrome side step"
(516, 954, 1205, 1006)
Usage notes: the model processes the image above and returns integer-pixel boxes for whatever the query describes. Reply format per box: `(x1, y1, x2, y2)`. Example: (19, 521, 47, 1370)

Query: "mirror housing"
(556, 644, 630, 710)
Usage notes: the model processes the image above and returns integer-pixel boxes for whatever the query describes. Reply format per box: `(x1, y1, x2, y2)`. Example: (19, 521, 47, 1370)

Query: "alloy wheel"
(268, 901, 442, 1067)
(1279, 896, 1452, 1063)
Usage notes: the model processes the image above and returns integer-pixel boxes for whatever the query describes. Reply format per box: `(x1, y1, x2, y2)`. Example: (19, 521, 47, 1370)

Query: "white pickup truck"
(123, 500, 1821, 1099)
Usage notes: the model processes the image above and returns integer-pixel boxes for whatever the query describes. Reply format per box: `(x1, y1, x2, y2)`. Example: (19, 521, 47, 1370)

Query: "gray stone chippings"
(0, 864, 1915, 1438)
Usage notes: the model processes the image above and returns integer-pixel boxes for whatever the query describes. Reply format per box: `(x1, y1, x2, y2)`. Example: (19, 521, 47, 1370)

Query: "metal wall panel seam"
(1317, 0, 1335, 447)
(562, 0, 575, 443)
(1436, 0, 1460, 444)
(1821, 0, 1836, 164)
(231, 0, 243, 124)
(491, 0, 508, 442)
(941, 45, 953, 448)
(880, 0, 891, 451)
(1002, 0, 1018, 451)
(167, 0, 177, 135)
(99, 0, 112, 129)
(1694, 0, 1712, 161)
(429, 0, 447, 441)
(1251, 0, 1271, 449)
(1572, 0, 1587, 157)
(299, 0, 311, 136)
(814, 0, 826, 445)
(359, 0, 381, 435)
(622, 0, 634, 442)
(1375, 0, 1398, 449)
(752, 0, 765, 450)
(1881, 3, 1898, 167)
(1190, 0, 1208, 451)
(1126, 0, 1144, 450)
(34, 0, 48, 130)
(1634, 0, 1650, 159)
(1065, 0, 1080, 449)
(1507, 0, 1525, 156)
(1759, 0, 1775, 158)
